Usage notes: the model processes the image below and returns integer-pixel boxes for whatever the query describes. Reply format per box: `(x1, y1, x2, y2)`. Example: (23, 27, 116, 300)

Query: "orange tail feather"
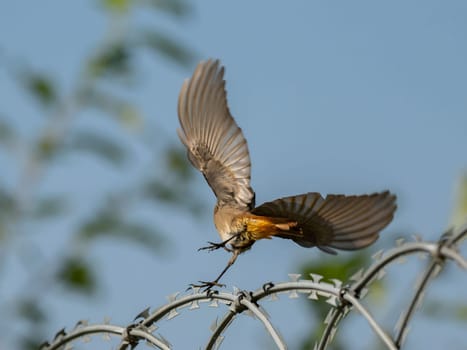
(243, 214, 299, 240)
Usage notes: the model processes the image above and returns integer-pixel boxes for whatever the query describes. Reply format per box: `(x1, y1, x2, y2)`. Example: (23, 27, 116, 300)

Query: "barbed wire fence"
(41, 226, 466, 350)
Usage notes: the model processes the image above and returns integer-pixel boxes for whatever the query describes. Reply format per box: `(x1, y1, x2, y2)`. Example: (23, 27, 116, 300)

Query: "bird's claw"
(189, 280, 225, 292)
(198, 241, 231, 252)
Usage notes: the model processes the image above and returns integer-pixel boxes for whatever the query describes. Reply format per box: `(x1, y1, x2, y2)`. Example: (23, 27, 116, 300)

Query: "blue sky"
(1, 1, 466, 349)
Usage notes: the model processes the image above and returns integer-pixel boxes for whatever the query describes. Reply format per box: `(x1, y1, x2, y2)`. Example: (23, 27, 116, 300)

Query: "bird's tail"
(251, 191, 396, 254)
(241, 214, 300, 240)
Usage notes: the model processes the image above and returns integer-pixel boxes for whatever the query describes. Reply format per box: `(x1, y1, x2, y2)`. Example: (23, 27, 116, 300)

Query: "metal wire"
(41, 227, 467, 350)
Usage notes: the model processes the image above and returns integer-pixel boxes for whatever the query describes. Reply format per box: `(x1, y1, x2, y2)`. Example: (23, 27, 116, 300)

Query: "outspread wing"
(177, 59, 255, 209)
(252, 191, 396, 254)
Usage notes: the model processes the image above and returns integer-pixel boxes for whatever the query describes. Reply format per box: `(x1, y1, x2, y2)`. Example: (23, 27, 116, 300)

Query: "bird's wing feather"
(178, 59, 254, 209)
(252, 191, 396, 253)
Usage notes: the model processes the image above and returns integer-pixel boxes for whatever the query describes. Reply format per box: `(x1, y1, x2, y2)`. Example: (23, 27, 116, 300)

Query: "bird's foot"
(189, 280, 225, 292)
(198, 241, 232, 252)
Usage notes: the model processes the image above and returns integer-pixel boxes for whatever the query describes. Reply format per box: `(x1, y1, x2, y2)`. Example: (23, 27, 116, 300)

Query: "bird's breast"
(213, 206, 247, 241)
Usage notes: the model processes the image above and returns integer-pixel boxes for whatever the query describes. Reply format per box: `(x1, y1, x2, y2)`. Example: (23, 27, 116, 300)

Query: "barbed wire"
(41, 227, 467, 350)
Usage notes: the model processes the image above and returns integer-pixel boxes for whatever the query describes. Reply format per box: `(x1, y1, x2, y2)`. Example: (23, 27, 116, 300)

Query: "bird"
(177, 59, 397, 290)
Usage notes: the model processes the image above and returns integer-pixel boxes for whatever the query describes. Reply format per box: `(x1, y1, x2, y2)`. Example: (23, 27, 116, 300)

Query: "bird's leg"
(190, 250, 239, 291)
(198, 233, 240, 252)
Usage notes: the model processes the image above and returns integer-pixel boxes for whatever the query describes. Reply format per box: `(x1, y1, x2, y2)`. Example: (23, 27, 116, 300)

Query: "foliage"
(450, 173, 467, 230)
(0, 1, 197, 348)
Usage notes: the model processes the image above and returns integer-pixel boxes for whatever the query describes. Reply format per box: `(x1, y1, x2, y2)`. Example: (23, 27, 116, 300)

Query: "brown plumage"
(177, 59, 397, 290)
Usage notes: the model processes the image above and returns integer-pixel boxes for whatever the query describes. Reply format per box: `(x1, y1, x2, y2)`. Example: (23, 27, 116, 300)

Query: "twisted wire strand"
(41, 228, 466, 350)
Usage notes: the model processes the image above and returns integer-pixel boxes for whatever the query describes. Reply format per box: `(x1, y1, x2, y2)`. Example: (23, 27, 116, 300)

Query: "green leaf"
(20, 72, 57, 107)
(144, 180, 179, 203)
(0, 187, 16, 241)
(16, 298, 46, 323)
(57, 257, 96, 294)
(35, 133, 60, 161)
(143, 178, 204, 217)
(450, 173, 467, 230)
(457, 304, 467, 321)
(145, 0, 191, 17)
(21, 335, 46, 350)
(301, 252, 369, 281)
(424, 299, 467, 322)
(142, 30, 194, 67)
(116, 222, 167, 252)
(88, 44, 131, 78)
(31, 196, 67, 219)
(0, 119, 16, 146)
(301, 252, 385, 303)
(101, 0, 131, 13)
(78, 87, 140, 127)
(66, 130, 126, 165)
(79, 207, 166, 253)
(0, 187, 15, 213)
(0, 186, 17, 222)
(165, 145, 192, 181)
(118, 105, 143, 130)
(79, 208, 120, 238)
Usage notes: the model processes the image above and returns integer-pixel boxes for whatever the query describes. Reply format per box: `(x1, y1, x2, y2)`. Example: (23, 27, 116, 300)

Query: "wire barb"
(40, 228, 466, 350)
